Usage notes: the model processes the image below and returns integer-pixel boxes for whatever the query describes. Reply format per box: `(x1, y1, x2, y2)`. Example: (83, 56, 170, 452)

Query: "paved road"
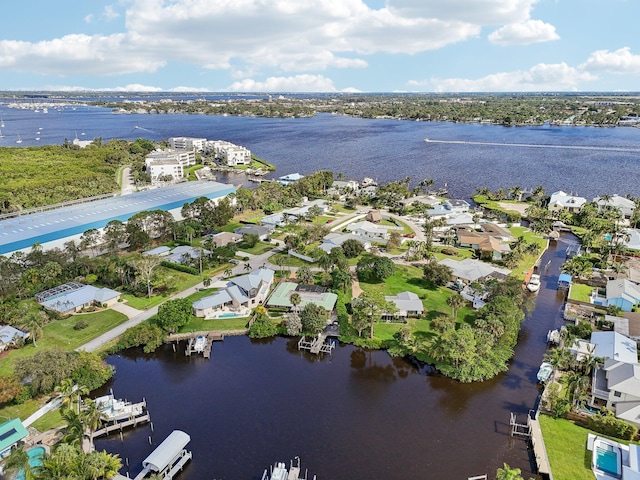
(76, 242, 286, 352)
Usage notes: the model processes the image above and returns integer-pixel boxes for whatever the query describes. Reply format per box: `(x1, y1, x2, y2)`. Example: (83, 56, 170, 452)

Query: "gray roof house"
(164, 245, 210, 265)
(606, 279, 640, 312)
(438, 258, 511, 284)
(193, 268, 275, 318)
(234, 225, 273, 240)
(319, 232, 371, 253)
(37, 283, 121, 314)
(384, 291, 424, 319)
(0, 325, 27, 352)
(591, 331, 638, 364)
(591, 359, 640, 426)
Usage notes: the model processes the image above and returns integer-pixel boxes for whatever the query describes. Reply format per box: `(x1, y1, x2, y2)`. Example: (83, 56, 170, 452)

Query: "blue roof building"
(0, 180, 235, 255)
(0, 418, 28, 457)
(37, 283, 121, 314)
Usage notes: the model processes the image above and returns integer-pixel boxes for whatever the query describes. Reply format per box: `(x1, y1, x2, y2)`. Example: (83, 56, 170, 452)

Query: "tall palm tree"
(81, 398, 108, 449)
(446, 293, 466, 321)
(244, 262, 252, 273)
(19, 309, 48, 347)
(289, 292, 302, 316)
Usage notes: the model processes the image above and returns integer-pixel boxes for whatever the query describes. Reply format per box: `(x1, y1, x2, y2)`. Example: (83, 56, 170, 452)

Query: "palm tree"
(244, 262, 252, 273)
(19, 309, 48, 347)
(81, 398, 108, 449)
(289, 292, 302, 316)
(224, 268, 233, 278)
(3, 445, 34, 480)
(508, 185, 524, 202)
(446, 293, 466, 321)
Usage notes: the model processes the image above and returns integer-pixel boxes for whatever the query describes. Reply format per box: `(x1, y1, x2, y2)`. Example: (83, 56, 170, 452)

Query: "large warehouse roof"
(0, 180, 235, 255)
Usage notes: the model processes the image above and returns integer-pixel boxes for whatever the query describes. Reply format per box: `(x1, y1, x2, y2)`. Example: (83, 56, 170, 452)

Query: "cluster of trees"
(0, 139, 157, 213)
(96, 93, 640, 127)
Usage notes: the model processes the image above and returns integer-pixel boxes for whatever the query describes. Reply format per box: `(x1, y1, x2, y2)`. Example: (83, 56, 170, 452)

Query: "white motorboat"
(262, 458, 315, 480)
(193, 335, 207, 353)
(526, 274, 541, 292)
(94, 392, 145, 422)
(537, 362, 553, 383)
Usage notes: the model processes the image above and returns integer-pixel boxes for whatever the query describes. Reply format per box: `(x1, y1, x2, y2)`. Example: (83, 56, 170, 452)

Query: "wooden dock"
(185, 334, 214, 358)
(92, 401, 150, 438)
(298, 333, 335, 355)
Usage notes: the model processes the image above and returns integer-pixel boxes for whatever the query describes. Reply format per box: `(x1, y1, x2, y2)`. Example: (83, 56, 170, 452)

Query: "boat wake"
(424, 138, 640, 153)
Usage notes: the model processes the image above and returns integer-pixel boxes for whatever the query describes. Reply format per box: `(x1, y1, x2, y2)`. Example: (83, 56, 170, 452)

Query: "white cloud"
(488, 19, 559, 45)
(409, 63, 597, 92)
(84, 14, 94, 23)
(580, 47, 640, 75)
(103, 5, 120, 21)
(34, 84, 211, 92)
(225, 75, 338, 92)
(0, 0, 540, 79)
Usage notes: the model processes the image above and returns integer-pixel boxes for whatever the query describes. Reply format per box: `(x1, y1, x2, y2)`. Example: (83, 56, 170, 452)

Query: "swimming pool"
(16, 446, 46, 480)
(218, 312, 241, 318)
(594, 442, 622, 478)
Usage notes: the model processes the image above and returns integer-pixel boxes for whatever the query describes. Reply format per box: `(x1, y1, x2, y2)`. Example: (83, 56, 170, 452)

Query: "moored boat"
(526, 274, 541, 293)
(261, 457, 315, 480)
(537, 362, 553, 383)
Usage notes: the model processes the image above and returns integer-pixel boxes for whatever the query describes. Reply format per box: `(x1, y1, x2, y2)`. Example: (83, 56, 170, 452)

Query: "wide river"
(1, 102, 640, 199)
(0, 100, 633, 478)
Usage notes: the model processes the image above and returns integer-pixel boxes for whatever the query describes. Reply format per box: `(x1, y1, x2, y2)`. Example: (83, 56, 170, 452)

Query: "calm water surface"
(1, 104, 640, 199)
(94, 236, 576, 480)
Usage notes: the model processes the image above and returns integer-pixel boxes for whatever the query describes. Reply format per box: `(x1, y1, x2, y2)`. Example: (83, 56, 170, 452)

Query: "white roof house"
(346, 220, 389, 239)
(606, 279, 640, 312)
(438, 258, 511, 283)
(548, 191, 587, 213)
(37, 283, 121, 314)
(385, 291, 424, 317)
(168, 137, 207, 152)
(591, 331, 639, 364)
(594, 194, 636, 219)
(0, 325, 27, 351)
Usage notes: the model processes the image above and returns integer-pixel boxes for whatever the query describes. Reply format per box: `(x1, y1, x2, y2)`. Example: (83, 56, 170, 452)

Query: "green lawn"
(538, 415, 595, 480)
(236, 241, 275, 256)
(269, 252, 318, 268)
(569, 283, 593, 303)
(359, 265, 475, 324)
(0, 309, 128, 376)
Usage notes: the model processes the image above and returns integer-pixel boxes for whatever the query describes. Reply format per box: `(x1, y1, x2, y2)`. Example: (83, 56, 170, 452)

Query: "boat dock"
(91, 392, 151, 439)
(298, 332, 335, 355)
(185, 334, 213, 358)
(133, 430, 192, 480)
(92, 401, 150, 438)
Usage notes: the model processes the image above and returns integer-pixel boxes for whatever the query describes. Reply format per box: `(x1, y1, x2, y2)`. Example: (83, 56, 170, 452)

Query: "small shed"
(366, 210, 383, 223)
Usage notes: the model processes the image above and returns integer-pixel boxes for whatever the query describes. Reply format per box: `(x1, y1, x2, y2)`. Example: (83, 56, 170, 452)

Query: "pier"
(298, 332, 335, 355)
(185, 334, 214, 358)
(92, 401, 150, 438)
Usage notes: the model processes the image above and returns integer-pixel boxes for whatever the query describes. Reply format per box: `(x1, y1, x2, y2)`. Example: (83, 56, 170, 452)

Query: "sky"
(1, 0, 639, 93)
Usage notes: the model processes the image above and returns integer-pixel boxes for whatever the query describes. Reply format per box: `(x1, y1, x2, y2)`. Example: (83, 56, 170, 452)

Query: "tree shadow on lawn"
(406, 277, 440, 291)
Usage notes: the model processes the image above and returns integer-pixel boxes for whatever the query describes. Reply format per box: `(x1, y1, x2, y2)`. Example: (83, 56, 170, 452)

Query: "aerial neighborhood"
(3, 134, 640, 480)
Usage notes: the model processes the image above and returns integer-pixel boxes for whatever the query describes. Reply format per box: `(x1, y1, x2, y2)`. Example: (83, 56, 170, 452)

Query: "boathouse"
(138, 430, 192, 480)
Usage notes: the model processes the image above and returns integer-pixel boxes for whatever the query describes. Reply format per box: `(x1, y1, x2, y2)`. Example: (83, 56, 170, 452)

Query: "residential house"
(207, 232, 243, 248)
(278, 173, 304, 185)
(399, 195, 441, 208)
(142, 246, 171, 256)
(318, 232, 371, 253)
(235, 225, 273, 241)
(383, 291, 424, 320)
(346, 220, 390, 240)
(455, 229, 511, 261)
(164, 245, 210, 265)
(36, 282, 121, 314)
(594, 194, 636, 220)
(591, 331, 638, 364)
(548, 191, 587, 213)
(192, 268, 275, 318)
(267, 283, 337, 313)
(438, 258, 511, 284)
(0, 418, 28, 458)
(0, 325, 27, 352)
(327, 180, 360, 198)
(425, 199, 471, 217)
(591, 359, 640, 426)
(606, 279, 640, 312)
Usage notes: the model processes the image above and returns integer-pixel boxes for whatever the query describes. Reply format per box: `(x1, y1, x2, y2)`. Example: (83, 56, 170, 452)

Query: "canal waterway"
(93, 234, 578, 480)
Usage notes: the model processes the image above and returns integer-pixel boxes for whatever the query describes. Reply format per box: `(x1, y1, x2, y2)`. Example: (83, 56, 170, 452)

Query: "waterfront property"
(587, 434, 640, 480)
(36, 282, 121, 314)
(594, 194, 636, 220)
(548, 191, 587, 213)
(0, 180, 236, 256)
(92, 392, 150, 438)
(591, 359, 640, 427)
(144, 148, 196, 183)
(438, 258, 511, 284)
(383, 291, 424, 320)
(192, 268, 275, 318)
(267, 282, 337, 313)
(0, 418, 28, 458)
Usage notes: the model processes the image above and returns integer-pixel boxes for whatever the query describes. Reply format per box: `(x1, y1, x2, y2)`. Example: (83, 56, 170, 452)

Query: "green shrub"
(588, 411, 638, 440)
(160, 261, 198, 275)
(74, 319, 89, 330)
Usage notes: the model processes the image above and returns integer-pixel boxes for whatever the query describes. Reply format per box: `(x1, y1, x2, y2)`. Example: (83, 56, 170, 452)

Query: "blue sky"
(1, 0, 639, 92)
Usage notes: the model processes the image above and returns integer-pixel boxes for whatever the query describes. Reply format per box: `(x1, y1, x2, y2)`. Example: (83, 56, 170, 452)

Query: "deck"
(92, 400, 150, 438)
(298, 332, 335, 355)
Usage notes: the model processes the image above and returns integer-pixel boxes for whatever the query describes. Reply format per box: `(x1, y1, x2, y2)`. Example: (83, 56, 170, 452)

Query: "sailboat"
(16, 133, 22, 144)
(0, 128, 4, 139)
(0, 119, 4, 128)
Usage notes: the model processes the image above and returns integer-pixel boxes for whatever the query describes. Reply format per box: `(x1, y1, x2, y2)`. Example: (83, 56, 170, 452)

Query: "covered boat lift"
(134, 430, 192, 480)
